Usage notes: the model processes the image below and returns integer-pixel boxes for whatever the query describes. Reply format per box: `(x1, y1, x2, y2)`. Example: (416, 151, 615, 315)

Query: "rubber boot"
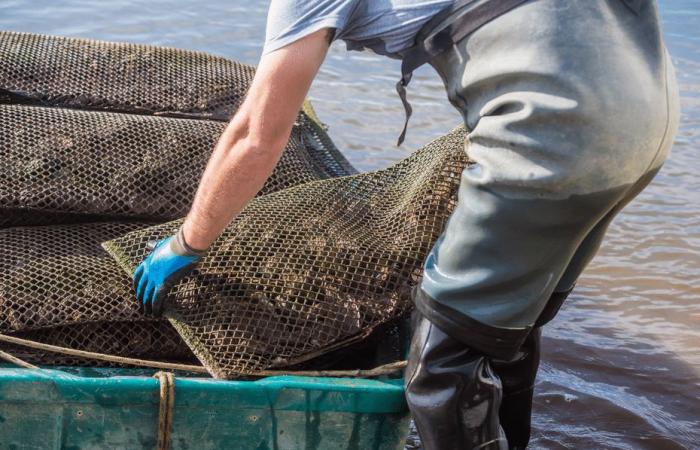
(491, 328, 541, 450)
(489, 286, 574, 449)
(405, 315, 508, 450)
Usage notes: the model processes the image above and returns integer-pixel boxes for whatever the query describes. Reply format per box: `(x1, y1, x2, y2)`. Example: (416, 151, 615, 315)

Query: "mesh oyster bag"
(0, 104, 354, 227)
(104, 128, 469, 378)
(0, 221, 196, 364)
(0, 31, 355, 228)
(0, 31, 359, 369)
(4, 321, 197, 367)
(0, 222, 150, 333)
(0, 31, 469, 375)
(0, 30, 254, 119)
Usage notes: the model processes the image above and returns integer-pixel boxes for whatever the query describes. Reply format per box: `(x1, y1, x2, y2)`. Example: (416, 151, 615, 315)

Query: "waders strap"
(396, 0, 530, 146)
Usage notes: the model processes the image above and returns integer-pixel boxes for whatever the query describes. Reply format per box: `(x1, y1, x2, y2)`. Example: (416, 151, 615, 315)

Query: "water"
(1, 0, 698, 448)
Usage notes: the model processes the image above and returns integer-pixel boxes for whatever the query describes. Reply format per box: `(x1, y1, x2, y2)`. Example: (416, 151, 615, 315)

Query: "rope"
(0, 333, 208, 373)
(153, 371, 175, 450)
(0, 348, 38, 369)
(0, 333, 407, 378)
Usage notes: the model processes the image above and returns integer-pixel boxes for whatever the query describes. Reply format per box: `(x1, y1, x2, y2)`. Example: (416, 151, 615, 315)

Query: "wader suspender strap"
(396, 0, 529, 146)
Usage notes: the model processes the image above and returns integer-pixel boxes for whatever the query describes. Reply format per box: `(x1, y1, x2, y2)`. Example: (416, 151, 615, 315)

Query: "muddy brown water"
(1, 0, 698, 448)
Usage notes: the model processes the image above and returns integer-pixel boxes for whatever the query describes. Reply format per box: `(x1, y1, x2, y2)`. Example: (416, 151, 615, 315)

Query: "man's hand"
(133, 228, 206, 316)
(133, 29, 331, 312)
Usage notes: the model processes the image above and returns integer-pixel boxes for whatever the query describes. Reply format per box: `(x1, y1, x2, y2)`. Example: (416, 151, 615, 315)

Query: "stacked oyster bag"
(0, 31, 356, 367)
(0, 31, 469, 377)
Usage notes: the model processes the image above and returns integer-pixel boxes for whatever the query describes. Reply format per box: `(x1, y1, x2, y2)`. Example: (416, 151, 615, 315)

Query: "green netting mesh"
(104, 128, 468, 378)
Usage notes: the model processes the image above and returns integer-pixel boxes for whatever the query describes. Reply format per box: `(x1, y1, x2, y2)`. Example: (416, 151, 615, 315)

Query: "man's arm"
(183, 28, 332, 249)
(133, 29, 332, 315)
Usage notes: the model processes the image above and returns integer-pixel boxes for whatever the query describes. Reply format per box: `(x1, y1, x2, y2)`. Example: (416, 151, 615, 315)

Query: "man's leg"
(405, 314, 508, 450)
(406, 0, 678, 448)
(491, 156, 674, 448)
(489, 149, 676, 448)
(491, 328, 540, 449)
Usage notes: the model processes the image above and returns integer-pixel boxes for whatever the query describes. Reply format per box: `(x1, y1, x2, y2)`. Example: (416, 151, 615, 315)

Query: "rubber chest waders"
(399, 1, 678, 448)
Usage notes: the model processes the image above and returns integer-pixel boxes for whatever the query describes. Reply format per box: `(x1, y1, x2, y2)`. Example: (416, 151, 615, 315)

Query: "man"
(133, 1, 679, 448)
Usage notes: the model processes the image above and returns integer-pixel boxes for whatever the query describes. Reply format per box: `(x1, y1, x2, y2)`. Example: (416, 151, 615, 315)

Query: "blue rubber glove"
(133, 228, 206, 316)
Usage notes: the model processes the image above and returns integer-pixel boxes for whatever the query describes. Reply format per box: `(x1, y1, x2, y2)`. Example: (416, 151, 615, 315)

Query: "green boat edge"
(0, 366, 409, 449)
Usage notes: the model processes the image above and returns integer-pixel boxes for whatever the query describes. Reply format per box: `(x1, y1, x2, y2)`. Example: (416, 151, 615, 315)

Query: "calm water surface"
(1, 0, 698, 448)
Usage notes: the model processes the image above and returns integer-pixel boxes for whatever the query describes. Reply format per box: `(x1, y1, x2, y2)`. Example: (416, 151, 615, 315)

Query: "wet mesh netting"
(0, 32, 469, 376)
(0, 30, 254, 119)
(0, 222, 150, 333)
(5, 321, 197, 367)
(0, 104, 353, 227)
(104, 128, 468, 378)
(0, 222, 195, 364)
(0, 31, 355, 228)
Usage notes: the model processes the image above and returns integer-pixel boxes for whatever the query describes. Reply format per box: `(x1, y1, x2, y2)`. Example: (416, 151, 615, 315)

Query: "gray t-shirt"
(263, 0, 452, 58)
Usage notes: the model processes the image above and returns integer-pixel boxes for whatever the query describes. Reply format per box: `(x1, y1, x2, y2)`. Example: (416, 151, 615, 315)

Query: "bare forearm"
(182, 115, 288, 250)
(177, 29, 330, 250)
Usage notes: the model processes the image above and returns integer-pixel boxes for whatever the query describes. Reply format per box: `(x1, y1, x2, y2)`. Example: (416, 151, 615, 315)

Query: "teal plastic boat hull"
(0, 368, 409, 449)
